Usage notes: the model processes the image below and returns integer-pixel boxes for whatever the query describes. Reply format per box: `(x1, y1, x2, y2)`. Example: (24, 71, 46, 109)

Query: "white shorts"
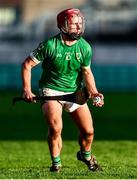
(39, 88, 83, 112)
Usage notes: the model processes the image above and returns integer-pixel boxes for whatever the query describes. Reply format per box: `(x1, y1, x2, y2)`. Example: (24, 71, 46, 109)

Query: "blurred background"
(0, 0, 137, 140)
(0, 0, 137, 91)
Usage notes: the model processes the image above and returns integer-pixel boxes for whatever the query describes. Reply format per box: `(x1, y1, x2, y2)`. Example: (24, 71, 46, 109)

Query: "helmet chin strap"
(62, 31, 82, 40)
(68, 32, 82, 40)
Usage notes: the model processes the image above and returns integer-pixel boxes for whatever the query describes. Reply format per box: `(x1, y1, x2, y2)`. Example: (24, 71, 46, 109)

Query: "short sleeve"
(82, 45, 92, 69)
(30, 42, 46, 64)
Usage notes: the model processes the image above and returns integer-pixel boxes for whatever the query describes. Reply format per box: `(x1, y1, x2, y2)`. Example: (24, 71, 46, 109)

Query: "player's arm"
(82, 68, 104, 107)
(21, 56, 38, 102)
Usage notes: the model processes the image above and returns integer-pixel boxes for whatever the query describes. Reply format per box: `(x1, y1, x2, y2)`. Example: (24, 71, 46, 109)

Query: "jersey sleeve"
(30, 42, 46, 64)
(81, 44, 93, 69)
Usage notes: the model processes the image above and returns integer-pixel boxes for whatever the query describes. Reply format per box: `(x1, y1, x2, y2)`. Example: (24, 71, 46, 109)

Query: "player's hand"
(92, 93, 104, 107)
(23, 90, 36, 103)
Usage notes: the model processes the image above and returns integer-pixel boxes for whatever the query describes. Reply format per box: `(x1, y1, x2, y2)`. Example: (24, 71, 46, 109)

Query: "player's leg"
(70, 104, 102, 171)
(42, 101, 63, 172)
(71, 103, 94, 153)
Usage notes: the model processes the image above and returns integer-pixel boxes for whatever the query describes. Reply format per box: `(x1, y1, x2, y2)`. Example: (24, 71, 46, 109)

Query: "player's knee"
(49, 124, 62, 138)
(84, 127, 94, 139)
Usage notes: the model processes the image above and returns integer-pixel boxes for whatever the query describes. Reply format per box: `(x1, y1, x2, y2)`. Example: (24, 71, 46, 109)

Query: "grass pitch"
(0, 140, 137, 179)
(0, 91, 137, 178)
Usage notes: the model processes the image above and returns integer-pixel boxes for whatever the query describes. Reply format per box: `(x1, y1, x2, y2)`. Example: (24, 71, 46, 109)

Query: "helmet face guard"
(57, 8, 85, 40)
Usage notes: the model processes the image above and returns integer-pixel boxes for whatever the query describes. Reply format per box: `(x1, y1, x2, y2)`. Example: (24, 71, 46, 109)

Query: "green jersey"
(30, 34, 92, 92)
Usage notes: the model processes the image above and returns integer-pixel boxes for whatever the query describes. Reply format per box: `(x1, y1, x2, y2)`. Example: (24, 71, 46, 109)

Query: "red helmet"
(57, 8, 85, 40)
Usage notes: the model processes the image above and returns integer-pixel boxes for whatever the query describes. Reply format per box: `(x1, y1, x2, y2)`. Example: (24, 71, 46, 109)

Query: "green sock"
(52, 156, 61, 166)
(81, 150, 91, 160)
